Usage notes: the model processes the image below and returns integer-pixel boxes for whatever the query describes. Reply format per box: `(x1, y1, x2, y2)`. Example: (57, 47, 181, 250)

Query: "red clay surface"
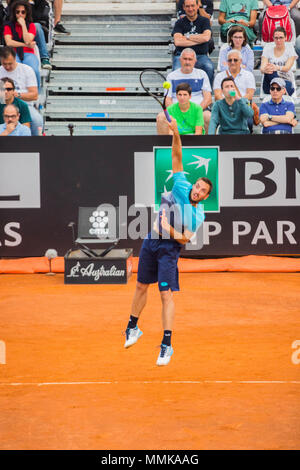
(0, 272, 299, 450)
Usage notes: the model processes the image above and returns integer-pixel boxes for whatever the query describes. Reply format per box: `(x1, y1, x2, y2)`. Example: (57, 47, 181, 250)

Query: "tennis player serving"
(124, 117, 212, 366)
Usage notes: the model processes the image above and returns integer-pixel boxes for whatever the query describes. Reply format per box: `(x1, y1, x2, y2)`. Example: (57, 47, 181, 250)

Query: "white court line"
(0, 380, 300, 387)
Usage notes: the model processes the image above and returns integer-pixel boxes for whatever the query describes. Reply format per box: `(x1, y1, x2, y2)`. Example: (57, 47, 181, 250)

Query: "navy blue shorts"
(137, 235, 182, 291)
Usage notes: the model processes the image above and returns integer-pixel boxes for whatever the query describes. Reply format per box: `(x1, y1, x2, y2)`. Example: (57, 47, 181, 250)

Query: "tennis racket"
(139, 69, 172, 123)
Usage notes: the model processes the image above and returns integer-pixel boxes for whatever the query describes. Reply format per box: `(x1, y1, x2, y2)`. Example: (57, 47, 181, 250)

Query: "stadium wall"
(0, 135, 299, 258)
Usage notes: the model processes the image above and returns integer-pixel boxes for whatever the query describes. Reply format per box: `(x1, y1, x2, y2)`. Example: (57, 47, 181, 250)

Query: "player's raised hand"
(167, 116, 179, 135)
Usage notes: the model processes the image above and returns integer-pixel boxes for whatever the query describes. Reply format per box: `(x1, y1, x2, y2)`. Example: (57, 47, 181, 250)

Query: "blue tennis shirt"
(157, 171, 206, 236)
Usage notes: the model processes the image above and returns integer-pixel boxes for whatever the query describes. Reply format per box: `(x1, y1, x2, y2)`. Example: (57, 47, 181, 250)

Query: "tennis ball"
(163, 81, 171, 89)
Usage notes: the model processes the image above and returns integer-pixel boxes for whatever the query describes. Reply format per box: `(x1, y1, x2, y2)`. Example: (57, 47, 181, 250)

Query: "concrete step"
(47, 69, 171, 93)
(54, 20, 172, 43)
(44, 95, 161, 118)
(44, 120, 157, 135)
(51, 44, 172, 69)
(61, 2, 176, 15)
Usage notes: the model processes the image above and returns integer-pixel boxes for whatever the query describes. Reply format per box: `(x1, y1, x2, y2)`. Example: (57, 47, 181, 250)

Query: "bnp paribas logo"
(154, 146, 219, 212)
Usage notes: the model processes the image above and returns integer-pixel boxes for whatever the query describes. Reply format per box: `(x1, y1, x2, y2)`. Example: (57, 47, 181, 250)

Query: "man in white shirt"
(0, 47, 43, 136)
(213, 49, 256, 101)
(156, 48, 212, 134)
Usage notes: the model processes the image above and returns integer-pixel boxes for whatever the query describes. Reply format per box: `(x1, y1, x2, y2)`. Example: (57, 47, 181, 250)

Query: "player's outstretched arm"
(168, 118, 183, 174)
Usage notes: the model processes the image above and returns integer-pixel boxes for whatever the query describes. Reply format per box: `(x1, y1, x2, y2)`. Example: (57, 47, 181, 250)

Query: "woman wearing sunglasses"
(3, 0, 41, 90)
(260, 26, 298, 96)
(218, 25, 254, 72)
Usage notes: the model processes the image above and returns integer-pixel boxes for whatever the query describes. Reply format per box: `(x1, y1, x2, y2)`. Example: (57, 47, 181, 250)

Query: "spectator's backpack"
(261, 5, 293, 42)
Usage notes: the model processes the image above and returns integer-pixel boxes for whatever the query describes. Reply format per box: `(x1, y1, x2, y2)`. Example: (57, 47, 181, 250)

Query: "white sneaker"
(156, 344, 173, 366)
(124, 326, 143, 348)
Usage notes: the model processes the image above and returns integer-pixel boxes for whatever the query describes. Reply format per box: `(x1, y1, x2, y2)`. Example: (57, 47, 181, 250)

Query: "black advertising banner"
(0, 135, 299, 258)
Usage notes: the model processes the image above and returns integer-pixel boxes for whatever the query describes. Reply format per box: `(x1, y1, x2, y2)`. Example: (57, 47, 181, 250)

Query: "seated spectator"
(258, 0, 300, 38)
(259, 77, 297, 134)
(3, 1, 41, 89)
(208, 77, 254, 134)
(5, 0, 52, 69)
(218, 25, 254, 71)
(176, 0, 213, 19)
(0, 46, 43, 135)
(0, 103, 31, 135)
(218, 0, 259, 45)
(172, 0, 214, 86)
(156, 48, 212, 134)
(260, 26, 298, 96)
(176, 0, 215, 54)
(213, 49, 256, 102)
(0, 77, 32, 127)
(157, 83, 204, 135)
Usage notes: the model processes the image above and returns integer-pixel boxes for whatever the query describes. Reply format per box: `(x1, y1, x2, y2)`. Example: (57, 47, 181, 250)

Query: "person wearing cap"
(259, 77, 297, 134)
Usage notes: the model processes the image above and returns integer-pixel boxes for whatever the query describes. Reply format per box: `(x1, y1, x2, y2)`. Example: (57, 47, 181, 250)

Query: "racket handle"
(164, 109, 172, 123)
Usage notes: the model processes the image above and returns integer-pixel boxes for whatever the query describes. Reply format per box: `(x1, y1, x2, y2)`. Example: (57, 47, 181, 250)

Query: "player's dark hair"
(176, 82, 192, 95)
(221, 76, 235, 89)
(198, 177, 213, 194)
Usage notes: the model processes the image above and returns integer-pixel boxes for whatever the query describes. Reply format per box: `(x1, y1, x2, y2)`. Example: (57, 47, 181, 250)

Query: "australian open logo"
(67, 261, 125, 281)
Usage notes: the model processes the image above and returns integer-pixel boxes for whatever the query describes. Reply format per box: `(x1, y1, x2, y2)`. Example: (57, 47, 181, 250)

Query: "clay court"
(1, 261, 299, 450)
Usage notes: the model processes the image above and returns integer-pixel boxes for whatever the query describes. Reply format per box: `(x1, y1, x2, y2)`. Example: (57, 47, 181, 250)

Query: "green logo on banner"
(154, 146, 219, 212)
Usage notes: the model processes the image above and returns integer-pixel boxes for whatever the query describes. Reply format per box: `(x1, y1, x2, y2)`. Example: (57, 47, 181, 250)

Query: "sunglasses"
(270, 86, 282, 91)
(16, 9, 26, 14)
(228, 58, 239, 62)
(4, 114, 18, 118)
(4, 87, 14, 91)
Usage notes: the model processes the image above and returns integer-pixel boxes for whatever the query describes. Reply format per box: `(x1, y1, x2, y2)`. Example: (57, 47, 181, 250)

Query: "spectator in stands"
(218, 0, 259, 45)
(0, 46, 43, 135)
(172, 0, 214, 86)
(5, 0, 52, 69)
(259, 77, 297, 133)
(3, 1, 41, 89)
(157, 82, 204, 135)
(259, 0, 300, 38)
(156, 48, 212, 134)
(53, 0, 70, 34)
(0, 77, 31, 128)
(218, 25, 254, 71)
(260, 26, 298, 96)
(213, 49, 256, 101)
(176, 0, 213, 19)
(176, 0, 215, 54)
(208, 76, 254, 134)
(0, 103, 31, 135)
